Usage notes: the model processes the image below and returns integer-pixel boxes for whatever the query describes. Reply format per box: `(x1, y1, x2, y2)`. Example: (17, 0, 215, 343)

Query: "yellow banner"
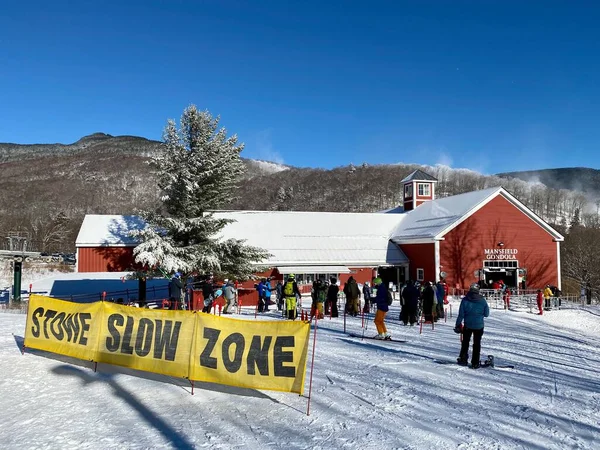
(95, 303, 195, 378)
(190, 316, 310, 394)
(24, 296, 311, 394)
(24, 295, 103, 362)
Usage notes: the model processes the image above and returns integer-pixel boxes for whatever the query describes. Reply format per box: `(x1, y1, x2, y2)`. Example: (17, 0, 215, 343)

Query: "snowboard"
(347, 334, 407, 343)
(433, 356, 514, 369)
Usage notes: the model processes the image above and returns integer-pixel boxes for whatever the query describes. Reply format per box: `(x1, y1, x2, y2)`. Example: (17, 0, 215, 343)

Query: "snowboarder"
(326, 277, 339, 317)
(536, 289, 544, 315)
(201, 276, 215, 313)
(401, 280, 419, 325)
(454, 283, 490, 369)
(343, 276, 360, 316)
(283, 274, 301, 320)
(168, 272, 183, 310)
(373, 277, 391, 339)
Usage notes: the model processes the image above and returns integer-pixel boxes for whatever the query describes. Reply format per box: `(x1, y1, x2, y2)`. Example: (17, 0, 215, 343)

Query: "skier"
(536, 289, 544, 315)
(283, 274, 301, 320)
(373, 277, 391, 339)
(256, 279, 265, 313)
(401, 279, 419, 325)
(454, 283, 490, 369)
(310, 279, 326, 319)
(503, 287, 511, 310)
(422, 281, 437, 322)
(275, 280, 283, 310)
(362, 281, 372, 314)
(435, 280, 445, 319)
(264, 278, 272, 312)
(543, 284, 553, 310)
(222, 280, 236, 314)
(168, 272, 183, 310)
(343, 276, 360, 316)
(326, 277, 339, 317)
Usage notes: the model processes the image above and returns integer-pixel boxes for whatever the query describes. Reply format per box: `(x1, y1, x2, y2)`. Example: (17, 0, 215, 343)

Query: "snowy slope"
(1, 302, 599, 449)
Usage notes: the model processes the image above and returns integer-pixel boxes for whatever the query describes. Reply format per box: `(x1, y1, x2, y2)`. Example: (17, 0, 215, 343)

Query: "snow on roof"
(390, 186, 564, 242)
(390, 187, 502, 241)
(76, 215, 146, 246)
(214, 210, 408, 266)
(76, 211, 409, 267)
(400, 169, 438, 183)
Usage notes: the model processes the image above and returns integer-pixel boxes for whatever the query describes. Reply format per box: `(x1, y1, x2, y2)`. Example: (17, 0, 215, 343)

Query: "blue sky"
(1, 1, 599, 173)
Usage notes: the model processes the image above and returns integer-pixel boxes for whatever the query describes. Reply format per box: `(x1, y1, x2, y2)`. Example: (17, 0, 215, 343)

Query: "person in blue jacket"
(454, 283, 490, 369)
(256, 279, 265, 312)
(264, 277, 272, 312)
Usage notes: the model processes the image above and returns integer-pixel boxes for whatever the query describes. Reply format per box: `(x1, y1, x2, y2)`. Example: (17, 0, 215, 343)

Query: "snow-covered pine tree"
(132, 105, 269, 280)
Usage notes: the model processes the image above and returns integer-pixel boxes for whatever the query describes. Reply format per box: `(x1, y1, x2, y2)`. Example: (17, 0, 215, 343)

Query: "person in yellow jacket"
(543, 285, 553, 310)
(283, 274, 302, 320)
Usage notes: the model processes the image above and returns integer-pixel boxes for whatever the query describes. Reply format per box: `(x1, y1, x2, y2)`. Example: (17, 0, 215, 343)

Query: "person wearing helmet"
(372, 277, 391, 339)
(283, 274, 301, 320)
(454, 283, 490, 369)
(543, 284, 553, 310)
(326, 277, 339, 317)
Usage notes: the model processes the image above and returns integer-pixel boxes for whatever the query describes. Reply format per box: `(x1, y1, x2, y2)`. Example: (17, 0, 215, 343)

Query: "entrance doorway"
(377, 266, 406, 288)
(482, 260, 519, 288)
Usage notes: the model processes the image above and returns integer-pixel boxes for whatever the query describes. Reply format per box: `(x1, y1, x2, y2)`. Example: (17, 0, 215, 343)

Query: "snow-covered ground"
(1, 301, 599, 449)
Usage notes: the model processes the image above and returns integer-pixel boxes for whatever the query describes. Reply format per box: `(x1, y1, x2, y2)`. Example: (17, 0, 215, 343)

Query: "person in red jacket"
(503, 288, 511, 310)
(536, 289, 544, 315)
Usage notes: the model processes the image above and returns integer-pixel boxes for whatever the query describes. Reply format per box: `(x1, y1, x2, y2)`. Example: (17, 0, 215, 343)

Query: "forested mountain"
(497, 168, 600, 199)
(0, 133, 596, 253)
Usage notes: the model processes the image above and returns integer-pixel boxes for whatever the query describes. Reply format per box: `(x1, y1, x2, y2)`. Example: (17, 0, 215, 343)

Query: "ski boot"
(483, 355, 494, 368)
(457, 357, 468, 366)
(383, 333, 392, 341)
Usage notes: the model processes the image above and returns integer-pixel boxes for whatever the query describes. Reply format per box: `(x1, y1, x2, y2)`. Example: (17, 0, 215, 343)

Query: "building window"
(404, 183, 413, 198)
(417, 183, 430, 196)
(416, 268, 424, 281)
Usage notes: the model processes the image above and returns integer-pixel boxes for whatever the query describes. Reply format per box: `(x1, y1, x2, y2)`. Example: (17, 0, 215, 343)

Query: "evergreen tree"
(132, 105, 269, 280)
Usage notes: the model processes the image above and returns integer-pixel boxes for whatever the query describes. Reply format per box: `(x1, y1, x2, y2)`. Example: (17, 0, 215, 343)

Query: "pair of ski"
(347, 333, 407, 343)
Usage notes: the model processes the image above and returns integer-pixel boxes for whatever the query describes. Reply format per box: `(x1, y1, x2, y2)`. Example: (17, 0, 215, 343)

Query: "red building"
(76, 170, 563, 292)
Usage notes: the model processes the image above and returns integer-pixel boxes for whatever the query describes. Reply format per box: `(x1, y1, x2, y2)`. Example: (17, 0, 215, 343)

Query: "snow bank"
(1, 302, 599, 449)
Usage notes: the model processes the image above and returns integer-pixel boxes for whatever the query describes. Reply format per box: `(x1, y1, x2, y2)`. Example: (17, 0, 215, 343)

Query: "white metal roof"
(213, 210, 408, 266)
(76, 211, 409, 267)
(75, 215, 146, 246)
(277, 265, 351, 274)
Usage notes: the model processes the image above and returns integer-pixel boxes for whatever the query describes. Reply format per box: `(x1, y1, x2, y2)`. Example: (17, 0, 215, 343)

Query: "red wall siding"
(439, 195, 559, 290)
(339, 268, 377, 286)
(78, 247, 135, 272)
(398, 243, 436, 282)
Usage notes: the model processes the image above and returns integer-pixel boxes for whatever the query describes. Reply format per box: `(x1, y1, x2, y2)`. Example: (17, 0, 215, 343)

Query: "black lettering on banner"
(31, 307, 44, 338)
(135, 318, 154, 357)
(153, 320, 181, 361)
(106, 314, 124, 352)
(42, 309, 56, 339)
(222, 333, 245, 373)
(247, 336, 272, 376)
(200, 327, 221, 369)
(62, 313, 74, 341)
(273, 336, 295, 378)
(78, 313, 91, 345)
(121, 316, 134, 354)
(66, 313, 81, 343)
(50, 312, 65, 341)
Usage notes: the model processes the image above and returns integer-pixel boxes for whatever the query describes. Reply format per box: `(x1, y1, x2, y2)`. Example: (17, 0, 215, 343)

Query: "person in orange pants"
(536, 289, 544, 315)
(372, 277, 391, 340)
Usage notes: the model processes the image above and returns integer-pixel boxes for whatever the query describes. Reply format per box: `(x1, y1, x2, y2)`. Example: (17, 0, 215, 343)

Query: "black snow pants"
(459, 327, 484, 366)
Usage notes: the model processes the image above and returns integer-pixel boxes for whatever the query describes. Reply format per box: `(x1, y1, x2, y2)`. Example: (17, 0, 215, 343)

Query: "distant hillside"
(497, 168, 600, 200)
(0, 133, 592, 252)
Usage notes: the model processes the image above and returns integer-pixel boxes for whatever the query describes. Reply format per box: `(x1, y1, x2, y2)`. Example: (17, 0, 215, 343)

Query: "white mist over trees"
(132, 105, 269, 280)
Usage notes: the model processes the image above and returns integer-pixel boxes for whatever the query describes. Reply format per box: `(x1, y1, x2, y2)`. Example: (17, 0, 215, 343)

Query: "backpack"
(283, 281, 295, 297)
(386, 289, 393, 306)
(317, 287, 326, 303)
